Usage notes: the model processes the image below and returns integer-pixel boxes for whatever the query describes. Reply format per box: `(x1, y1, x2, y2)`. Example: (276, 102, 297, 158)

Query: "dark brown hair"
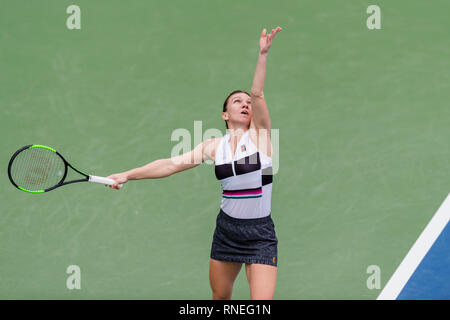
(222, 90, 250, 129)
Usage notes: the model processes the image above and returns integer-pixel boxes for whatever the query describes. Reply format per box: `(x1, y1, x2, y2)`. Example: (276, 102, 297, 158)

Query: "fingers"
(269, 26, 282, 39)
(112, 182, 120, 190)
(105, 181, 120, 190)
(261, 26, 282, 43)
(105, 174, 124, 190)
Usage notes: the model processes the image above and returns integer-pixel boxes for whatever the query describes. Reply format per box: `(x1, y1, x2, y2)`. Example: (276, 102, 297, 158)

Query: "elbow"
(261, 119, 271, 131)
(252, 118, 271, 131)
(165, 159, 178, 176)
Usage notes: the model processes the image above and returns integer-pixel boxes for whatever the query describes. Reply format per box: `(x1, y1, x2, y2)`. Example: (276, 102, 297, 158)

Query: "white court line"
(377, 193, 450, 300)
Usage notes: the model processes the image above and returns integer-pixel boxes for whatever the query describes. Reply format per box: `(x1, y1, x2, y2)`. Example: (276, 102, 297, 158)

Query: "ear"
(222, 111, 229, 121)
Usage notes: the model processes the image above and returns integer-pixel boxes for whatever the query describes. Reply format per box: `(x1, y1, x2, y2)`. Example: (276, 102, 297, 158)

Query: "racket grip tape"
(89, 175, 123, 188)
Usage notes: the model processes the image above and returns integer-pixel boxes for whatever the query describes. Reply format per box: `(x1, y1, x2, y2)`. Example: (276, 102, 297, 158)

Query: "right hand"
(107, 173, 128, 190)
(259, 26, 282, 55)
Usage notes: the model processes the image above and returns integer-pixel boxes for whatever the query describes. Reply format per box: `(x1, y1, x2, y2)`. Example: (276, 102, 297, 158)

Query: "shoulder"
(202, 137, 223, 162)
(203, 137, 222, 149)
(248, 124, 273, 158)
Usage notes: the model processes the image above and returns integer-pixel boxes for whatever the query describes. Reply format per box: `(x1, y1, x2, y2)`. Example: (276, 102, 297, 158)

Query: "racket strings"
(10, 147, 66, 191)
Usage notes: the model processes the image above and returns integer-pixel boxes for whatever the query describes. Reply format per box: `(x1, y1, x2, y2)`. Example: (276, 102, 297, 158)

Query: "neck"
(228, 122, 248, 133)
(227, 126, 248, 139)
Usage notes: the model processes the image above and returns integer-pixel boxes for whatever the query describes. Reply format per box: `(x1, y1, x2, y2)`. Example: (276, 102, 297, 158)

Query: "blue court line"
(397, 220, 450, 299)
(378, 193, 450, 300)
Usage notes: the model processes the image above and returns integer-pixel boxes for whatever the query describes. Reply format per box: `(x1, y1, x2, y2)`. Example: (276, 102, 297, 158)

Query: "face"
(222, 92, 252, 129)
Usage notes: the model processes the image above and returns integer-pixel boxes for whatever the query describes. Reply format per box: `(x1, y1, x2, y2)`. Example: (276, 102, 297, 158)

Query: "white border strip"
(377, 193, 450, 300)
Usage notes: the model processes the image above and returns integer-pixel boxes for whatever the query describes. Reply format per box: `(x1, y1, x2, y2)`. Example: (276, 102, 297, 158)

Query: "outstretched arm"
(107, 138, 218, 189)
(250, 26, 282, 130)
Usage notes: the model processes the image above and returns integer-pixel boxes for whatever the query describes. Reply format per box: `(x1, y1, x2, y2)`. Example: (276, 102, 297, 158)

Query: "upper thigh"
(209, 259, 242, 288)
(245, 263, 277, 281)
(245, 264, 277, 299)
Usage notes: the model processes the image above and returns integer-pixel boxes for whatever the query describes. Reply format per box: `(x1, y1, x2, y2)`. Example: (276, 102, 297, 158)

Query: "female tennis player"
(107, 26, 282, 300)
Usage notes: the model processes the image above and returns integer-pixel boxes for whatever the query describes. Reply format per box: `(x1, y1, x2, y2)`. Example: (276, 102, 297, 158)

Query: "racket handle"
(89, 175, 123, 188)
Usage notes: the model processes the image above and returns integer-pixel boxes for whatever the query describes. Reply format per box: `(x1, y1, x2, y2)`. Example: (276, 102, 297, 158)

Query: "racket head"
(8, 144, 68, 193)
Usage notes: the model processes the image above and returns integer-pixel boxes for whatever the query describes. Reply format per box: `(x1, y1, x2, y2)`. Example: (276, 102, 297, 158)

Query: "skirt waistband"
(218, 209, 272, 225)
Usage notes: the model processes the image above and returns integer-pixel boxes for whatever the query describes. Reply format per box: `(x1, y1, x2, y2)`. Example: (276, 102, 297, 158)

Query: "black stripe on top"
(262, 166, 273, 186)
(215, 163, 233, 180)
(234, 152, 261, 175)
(215, 153, 263, 180)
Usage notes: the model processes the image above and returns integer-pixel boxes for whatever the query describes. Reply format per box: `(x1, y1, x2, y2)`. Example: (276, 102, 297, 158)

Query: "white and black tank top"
(214, 130, 273, 219)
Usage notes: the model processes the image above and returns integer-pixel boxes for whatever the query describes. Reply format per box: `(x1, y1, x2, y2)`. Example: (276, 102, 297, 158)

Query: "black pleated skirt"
(210, 209, 278, 266)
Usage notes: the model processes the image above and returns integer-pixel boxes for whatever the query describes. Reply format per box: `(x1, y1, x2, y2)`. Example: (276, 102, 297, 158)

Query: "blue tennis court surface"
(378, 194, 450, 300)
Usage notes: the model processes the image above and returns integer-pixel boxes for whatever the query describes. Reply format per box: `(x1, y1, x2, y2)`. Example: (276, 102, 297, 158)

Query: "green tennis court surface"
(1, 0, 449, 299)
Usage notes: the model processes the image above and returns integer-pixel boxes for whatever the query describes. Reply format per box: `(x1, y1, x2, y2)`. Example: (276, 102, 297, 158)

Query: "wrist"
(250, 89, 264, 98)
(123, 171, 133, 181)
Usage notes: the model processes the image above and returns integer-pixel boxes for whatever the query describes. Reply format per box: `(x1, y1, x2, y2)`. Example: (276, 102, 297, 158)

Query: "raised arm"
(250, 26, 282, 130)
(107, 138, 218, 189)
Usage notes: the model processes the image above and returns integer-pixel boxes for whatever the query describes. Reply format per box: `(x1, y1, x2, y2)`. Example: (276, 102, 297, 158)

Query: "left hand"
(106, 173, 128, 190)
(259, 26, 282, 55)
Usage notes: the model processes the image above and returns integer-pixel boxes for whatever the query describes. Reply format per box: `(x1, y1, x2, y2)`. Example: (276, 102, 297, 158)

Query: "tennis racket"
(8, 144, 122, 193)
